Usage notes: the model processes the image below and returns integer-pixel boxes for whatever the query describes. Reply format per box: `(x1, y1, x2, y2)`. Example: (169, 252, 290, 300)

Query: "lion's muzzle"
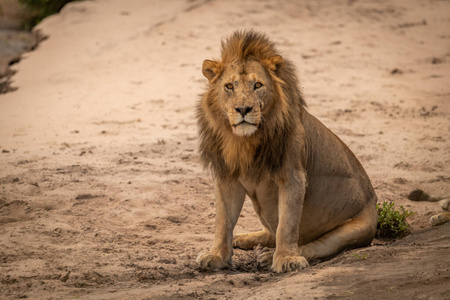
(229, 105, 260, 137)
(234, 105, 254, 117)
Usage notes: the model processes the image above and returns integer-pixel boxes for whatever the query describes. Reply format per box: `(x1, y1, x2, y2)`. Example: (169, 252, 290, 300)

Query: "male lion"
(196, 31, 378, 273)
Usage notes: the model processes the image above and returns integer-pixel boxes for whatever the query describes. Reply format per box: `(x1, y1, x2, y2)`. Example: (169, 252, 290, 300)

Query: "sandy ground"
(1, 0, 449, 299)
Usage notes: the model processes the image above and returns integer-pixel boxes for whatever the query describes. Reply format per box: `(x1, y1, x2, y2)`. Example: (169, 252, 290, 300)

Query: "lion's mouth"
(231, 121, 258, 136)
(233, 120, 257, 127)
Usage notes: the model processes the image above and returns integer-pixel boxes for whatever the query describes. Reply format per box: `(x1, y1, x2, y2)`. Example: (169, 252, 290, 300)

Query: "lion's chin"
(232, 122, 258, 137)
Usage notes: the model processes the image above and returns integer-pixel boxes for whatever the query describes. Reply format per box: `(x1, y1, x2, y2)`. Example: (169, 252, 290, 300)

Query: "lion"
(408, 189, 450, 226)
(195, 30, 378, 273)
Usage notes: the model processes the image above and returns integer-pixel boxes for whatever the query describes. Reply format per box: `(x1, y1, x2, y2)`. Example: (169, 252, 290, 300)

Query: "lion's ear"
(202, 59, 222, 82)
(264, 55, 285, 72)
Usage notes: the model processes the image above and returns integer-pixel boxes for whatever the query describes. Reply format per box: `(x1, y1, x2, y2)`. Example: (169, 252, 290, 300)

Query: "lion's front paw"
(272, 254, 309, 273)
(196, 251, 230, 269)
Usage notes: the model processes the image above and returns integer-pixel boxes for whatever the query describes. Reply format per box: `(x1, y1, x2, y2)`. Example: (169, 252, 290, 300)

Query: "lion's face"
(203, 60, 275, 137)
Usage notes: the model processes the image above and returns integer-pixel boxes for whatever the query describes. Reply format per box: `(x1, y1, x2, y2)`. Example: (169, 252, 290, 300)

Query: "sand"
(0, 0, 449, 299)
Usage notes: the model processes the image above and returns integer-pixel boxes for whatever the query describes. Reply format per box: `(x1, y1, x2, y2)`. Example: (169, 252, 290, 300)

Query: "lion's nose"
(235, 106, 253, 117)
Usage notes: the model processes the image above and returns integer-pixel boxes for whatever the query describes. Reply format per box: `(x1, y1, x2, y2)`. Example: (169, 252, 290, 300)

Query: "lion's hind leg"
(430, 212, 450, 226)
(299, 203, 377, 260)
(233, 228, 276, 250)
(430, 199, 450, 226)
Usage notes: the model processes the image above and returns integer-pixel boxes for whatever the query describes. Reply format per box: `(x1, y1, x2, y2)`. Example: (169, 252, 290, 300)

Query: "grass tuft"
(376, 201, 414, 239)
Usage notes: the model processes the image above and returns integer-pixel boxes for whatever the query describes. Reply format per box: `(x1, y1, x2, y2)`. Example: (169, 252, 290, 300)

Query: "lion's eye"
(225, 83, 234, 90)
(254, 82, 263, 89)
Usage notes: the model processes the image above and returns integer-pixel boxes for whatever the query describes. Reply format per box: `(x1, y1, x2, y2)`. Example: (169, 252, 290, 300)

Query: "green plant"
(19, 0, 78, 29)
(376, 201, 414, 239)
(352, 252, 368, 260)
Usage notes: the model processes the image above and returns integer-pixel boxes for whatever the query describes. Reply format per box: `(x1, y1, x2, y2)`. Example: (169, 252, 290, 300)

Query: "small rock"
(60, 271, 71, 282)
(431, 57, 442, 64)
(390, 68, 403, 75)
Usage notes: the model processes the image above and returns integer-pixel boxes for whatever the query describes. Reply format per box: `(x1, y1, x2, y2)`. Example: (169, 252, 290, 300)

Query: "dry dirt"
(0, 0, 449, 299)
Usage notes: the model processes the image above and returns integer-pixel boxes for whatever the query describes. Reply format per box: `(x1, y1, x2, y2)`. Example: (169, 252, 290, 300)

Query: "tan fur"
(196, 31, 378, 273)
(408, 189, 450, 226)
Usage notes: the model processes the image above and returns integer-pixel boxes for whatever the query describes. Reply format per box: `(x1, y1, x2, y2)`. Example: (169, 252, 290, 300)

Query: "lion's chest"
(239, 177, 279, 233)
